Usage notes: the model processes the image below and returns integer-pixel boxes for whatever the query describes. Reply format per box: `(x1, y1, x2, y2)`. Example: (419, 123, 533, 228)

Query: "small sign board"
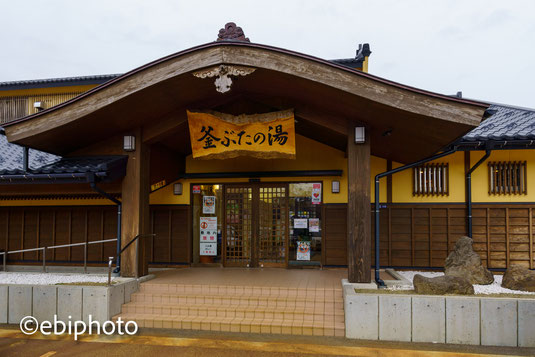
(311, 183, 321, 205)
(296, 241, 311, 261)
(309, 218, 320, 232)
(200, 242, 217, 256)
(203, 196, 216, 214)
(294, 218, 308, 229)
(200, 217, 217, 242)
(192, 185, 201, 194)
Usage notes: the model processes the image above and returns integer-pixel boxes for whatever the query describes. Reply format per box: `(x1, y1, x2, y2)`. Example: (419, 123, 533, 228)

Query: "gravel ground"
(394, 270, 535, 295)
(0, 272, 117, 285)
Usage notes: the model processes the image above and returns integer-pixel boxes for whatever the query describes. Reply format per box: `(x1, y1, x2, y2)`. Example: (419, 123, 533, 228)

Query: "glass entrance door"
(223, 183, 288, 267)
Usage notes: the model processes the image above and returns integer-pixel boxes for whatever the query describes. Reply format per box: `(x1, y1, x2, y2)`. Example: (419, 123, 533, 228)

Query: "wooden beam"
(142, 109, 187, 144)
(121, 128, 151, 277)
(347, 123, 371, 283)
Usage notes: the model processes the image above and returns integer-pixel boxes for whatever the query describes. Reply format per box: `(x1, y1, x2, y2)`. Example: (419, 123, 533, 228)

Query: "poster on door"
(294, 218, 308, 229)
(200, 217, 217, 243)
(200, 242, 217, 256)
(309, 218, 320, 232)
(203, 196, 216, 214)
(311, 183, 321, 204)
(297, 241, 311, 261)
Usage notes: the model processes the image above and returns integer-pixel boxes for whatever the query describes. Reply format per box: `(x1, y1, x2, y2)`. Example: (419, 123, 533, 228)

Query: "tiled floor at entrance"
(115, 268, 352, 336)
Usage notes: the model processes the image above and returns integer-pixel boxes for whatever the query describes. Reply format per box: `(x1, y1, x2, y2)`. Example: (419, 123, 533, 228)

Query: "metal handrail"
(106, 233, 155, 285)
(0, 238, 117, 273)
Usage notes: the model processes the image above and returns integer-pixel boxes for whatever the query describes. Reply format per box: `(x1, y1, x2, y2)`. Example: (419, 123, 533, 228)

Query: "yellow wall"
(471, 149, 535, 202)
(392, 151, 466, 203)
(150, 135, 388, 205)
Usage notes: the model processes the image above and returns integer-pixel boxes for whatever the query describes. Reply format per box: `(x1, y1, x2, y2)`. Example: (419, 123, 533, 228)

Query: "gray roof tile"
(462, 104, 535, 142)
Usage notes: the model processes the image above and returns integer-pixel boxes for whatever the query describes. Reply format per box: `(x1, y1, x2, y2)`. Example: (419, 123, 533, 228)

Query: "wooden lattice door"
(223, 183, 288, 267)
(257, 184, 288, 267)
(223, 185, 253, 266)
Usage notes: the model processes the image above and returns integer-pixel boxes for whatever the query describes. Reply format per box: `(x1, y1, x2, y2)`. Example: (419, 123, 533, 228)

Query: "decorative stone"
(413, 274, 474, 295)
(444, 236, 494, 285)
(502, 265, 535, 292)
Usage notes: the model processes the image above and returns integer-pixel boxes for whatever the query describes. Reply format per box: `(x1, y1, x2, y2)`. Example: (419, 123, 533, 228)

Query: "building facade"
(1, 24, 532, 283)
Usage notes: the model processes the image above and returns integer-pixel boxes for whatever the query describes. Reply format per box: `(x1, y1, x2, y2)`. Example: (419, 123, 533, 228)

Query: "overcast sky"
(1, 0, 534, 108)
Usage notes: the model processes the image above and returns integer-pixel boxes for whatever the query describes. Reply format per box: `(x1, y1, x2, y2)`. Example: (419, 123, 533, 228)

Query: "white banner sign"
(200, 242, 217, 256)
(294, 218, 308, 229)
(200, 217, 217, 243)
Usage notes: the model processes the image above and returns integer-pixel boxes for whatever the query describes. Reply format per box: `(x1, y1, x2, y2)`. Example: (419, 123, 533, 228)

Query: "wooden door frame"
(222, 182, 289, 268)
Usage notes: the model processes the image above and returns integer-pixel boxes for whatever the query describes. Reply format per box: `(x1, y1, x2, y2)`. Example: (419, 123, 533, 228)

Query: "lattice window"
(488, 161, 527, 195)
(413, 163, 449, 196)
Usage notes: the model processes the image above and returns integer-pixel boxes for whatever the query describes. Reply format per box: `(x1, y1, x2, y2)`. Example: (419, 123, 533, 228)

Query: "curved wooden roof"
(3, 41, 488, 162)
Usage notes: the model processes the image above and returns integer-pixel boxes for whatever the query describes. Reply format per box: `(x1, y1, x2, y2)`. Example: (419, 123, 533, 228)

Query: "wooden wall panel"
(0, 203, 533, 269)
(324, 203, 535, 269)
(323, 205, 347, 266)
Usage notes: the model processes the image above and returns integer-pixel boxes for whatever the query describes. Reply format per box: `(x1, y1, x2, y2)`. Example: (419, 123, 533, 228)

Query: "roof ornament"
(193, 65, 255, 93)
(217, 22, 250, 42)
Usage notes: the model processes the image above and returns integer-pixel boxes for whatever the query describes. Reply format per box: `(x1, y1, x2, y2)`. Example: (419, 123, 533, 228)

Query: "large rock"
(502, 265, 535, 292)
(413, 274, 474, 295)
(445, 236, 494, 285)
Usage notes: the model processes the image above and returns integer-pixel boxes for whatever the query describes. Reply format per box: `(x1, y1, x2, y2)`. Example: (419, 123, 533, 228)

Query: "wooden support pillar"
(121, 128, 151, 277)
(347, 123, 371, 283)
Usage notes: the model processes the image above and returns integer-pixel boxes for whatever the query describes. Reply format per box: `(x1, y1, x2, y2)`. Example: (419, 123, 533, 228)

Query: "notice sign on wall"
(200, 242, 217, 256)
(297, 241, 311, 261)
(311, 183, 321, 205)
(200, 217, 217, 243)
(203, 196, 216, 214)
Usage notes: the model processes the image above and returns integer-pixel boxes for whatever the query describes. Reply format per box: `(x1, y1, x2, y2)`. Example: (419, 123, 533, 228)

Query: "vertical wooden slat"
(505, 207, 510, 268)
(20, 209, 25, 251)
(446, 208, 450, 255)
(411, 208, 415, 266)
(529, 208, 533, 269)
(168, 210, 172, 262)
(151, 210, 155, 263)
(388, 207, 392, 266)
(100, 210, 105, 262)
(486, 208, 491, 268)
(429, 207, 432, 266)
(68, 210, 72, 261)
(52, 211, 56, 260)
(36, 211, 40, 259)
(4, 210, 9, 253)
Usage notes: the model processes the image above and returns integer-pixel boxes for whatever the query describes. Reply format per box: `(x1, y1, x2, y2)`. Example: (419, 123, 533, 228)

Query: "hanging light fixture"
(173, 183, 183, 195)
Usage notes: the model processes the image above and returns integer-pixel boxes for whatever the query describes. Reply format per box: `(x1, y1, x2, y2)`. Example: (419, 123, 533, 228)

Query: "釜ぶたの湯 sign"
(187, 110, 295, 159)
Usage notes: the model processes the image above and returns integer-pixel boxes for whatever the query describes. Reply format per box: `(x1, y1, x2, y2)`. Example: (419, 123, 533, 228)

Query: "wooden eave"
(2, 41, 488, 163)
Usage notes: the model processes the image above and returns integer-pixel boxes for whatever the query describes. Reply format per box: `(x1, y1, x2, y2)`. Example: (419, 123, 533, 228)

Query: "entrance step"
(113, 282, 345, 337)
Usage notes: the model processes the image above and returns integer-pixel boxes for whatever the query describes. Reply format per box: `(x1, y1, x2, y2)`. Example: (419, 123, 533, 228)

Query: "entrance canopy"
(3, 41, 487, 163)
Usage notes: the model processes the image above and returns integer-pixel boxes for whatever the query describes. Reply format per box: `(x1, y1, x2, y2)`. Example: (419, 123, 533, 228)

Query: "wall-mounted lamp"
(331, 180, 340, 194)
(123, 135, 136, 152)
(355, 127, 366, 143)
(173, 182, 183, 195)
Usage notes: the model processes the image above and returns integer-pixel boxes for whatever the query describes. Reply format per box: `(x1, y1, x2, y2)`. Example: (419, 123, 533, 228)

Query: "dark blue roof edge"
(0, 74, 122, 91)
